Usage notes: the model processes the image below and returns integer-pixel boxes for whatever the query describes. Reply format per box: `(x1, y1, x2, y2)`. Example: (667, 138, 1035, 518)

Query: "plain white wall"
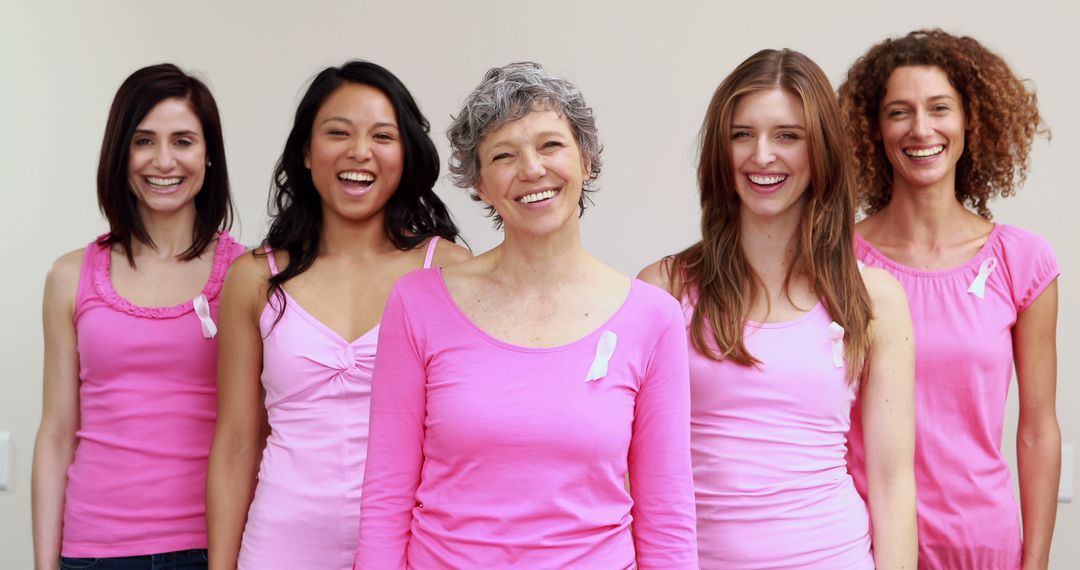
(2, 1, 1074, 567)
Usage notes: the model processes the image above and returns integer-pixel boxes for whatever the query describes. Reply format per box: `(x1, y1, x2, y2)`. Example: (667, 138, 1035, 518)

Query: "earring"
(206, 160, 212, 168)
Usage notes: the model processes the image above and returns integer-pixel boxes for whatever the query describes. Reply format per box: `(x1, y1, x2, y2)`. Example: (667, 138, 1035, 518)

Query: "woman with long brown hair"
(640, 49, 917, 568)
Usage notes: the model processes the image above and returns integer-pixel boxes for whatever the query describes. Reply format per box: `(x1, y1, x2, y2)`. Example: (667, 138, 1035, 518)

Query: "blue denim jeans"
(59, 549, 208, 570)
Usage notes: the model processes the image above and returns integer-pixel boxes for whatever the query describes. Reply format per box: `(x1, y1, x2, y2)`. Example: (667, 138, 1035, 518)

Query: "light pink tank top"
(64, 233, 245, 557)
(238, 237, 440, 570)
(685, 296, 873, 569)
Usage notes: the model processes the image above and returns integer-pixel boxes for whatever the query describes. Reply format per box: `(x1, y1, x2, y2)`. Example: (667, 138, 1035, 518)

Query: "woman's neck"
(132, 204, 199, 260)
(488, 220, 595, 290)
(318, 209, 395, 260)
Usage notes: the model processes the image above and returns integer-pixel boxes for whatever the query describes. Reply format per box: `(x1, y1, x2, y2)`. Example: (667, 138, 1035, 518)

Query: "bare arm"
(31, 250, 84, 570)
(1014, 280, 1060, 570)
(860, 268, 917, 569)
(206, 254, 267, 569)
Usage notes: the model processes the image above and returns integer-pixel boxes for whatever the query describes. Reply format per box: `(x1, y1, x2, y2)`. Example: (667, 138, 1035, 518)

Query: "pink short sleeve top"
(848, 224, 1059, 569)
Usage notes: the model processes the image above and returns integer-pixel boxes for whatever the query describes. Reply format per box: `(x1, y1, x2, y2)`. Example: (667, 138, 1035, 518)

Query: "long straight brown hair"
(674, 48, 872, 384)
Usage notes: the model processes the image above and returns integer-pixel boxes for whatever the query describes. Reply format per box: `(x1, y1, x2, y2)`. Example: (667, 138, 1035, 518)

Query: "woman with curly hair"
(640, 49, 916, 569)
(839, 29, 1060, 569)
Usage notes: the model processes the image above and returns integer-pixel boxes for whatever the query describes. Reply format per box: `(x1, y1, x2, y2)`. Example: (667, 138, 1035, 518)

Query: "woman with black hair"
(32, 63, 244, 569)
(206, 60, 468, 569)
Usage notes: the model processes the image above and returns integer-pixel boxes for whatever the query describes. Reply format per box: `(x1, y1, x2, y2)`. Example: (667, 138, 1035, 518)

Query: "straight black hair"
(263, 60, 461, 307)
(97, 63, 233, 266)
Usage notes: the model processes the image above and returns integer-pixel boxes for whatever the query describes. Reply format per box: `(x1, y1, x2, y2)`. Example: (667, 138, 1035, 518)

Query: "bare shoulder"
(861, 267, 907, 315)
(429, 238, 472, 268)
(44, 247, 87, 305)
(222, 250, 272, 296)
(636, 257, 676, 295)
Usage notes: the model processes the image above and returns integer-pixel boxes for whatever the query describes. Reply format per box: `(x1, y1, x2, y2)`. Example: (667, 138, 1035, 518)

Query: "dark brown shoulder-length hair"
(97, 63, 234, 267)
(673, 48, 872, 384)
(838, 29, 1047, 218)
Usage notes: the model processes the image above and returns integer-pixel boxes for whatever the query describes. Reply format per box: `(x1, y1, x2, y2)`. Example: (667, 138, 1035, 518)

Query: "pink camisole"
(686, 295, 873, 569)
(64, 232, 245, 557)
(238, 237, 440, 570)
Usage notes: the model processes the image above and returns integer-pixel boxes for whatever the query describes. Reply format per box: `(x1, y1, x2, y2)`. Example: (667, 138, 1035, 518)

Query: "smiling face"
(878, 65, 966, 193)
(126, 97, 206, 218)
(475, 108, 589, 236)
(729, 88, 811, 224)
(305, 82, 404, 224)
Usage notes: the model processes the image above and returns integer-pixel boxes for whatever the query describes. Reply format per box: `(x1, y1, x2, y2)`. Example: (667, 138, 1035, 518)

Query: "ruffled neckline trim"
(91, 231, 238, 319)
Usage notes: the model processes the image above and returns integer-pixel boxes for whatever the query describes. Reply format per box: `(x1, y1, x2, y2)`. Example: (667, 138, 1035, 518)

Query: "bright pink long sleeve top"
(355, 269, 697, 569)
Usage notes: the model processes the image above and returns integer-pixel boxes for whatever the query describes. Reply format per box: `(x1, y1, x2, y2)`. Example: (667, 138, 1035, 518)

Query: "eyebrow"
(731, 124, 806, 130)
(882, 94, 958, 107)
(320, 117, 398, 129)
(133, 129, 201, 137)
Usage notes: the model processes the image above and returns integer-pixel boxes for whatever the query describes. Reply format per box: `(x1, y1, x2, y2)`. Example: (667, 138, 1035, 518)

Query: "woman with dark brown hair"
(641, 48, 916, 568)
(840, 29, 1060, 569)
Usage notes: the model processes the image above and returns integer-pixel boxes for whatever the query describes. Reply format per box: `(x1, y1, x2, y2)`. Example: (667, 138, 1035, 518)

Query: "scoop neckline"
(92, 232, 237, 318)
(745, 301, 826, 329)
(855, 224, 1000, 278)
(433, 266, 637, 353)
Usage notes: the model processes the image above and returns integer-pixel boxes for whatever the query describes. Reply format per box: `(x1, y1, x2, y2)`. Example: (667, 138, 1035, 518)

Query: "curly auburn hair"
(838, 29, 1048, 218)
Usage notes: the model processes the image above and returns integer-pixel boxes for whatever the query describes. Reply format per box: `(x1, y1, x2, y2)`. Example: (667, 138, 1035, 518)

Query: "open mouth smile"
(516, 189, 560, 204)
(903, 145, 945, 159)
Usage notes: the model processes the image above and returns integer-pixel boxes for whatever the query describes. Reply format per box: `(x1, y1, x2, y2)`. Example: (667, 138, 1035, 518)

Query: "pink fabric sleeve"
(355, 286, 426, 569)
(1005, 229, 1059, 311)
(627, 305, 698, 568)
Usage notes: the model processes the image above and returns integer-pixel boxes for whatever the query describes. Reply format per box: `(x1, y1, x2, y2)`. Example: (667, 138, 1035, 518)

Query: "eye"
(932, 104, 951, 113)
(327, 129, 349, 137)
(777, 131, 801, 141)
(492, 152, 513, 162)
(886, 109, 907, 119)
(132, 137, 153, 146)
(731, 130, 753, 140)
(540, 140, 564, 150)
(374, 132, 396, 141)
(175, 138, 194, 147)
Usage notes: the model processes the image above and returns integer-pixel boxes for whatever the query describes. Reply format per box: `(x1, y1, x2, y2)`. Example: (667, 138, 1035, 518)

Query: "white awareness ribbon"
(193, 293, 218, 339)
(585, 331, 618, 382)
(827, 321, 845, 368)
(966, 257, 997, 300)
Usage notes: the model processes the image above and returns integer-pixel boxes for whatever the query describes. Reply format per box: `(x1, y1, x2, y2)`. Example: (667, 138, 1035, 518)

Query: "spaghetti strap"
(422, 237, 440, 269)
(263, 245, 280, 276)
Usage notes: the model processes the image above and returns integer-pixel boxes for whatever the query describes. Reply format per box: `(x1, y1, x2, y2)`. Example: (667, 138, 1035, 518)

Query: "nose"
(517, 149, 546, 181)
(152, 145, 177, 170)
(348, 137, 372, 160)
(751, 137, 776, 167)
(911, 110, 933, 138)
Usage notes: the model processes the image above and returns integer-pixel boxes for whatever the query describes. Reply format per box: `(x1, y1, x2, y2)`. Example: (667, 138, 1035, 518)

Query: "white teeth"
(748, 174, 787, 185)
(904, 145, 944, 158)
(517, 190, 557, 204)
(147, 177, 181, 186)
(338, 171, 375, 182)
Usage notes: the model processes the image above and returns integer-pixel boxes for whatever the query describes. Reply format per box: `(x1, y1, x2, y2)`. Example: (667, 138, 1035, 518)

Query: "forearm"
(206, 438, 260, 570)
(31, 432, 75, 570)
(867, 473, 918, 569)
(1017, 422, 1061, 570)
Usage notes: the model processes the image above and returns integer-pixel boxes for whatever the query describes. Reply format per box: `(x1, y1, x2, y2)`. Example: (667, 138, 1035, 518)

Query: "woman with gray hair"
(354, 62, 698, 568)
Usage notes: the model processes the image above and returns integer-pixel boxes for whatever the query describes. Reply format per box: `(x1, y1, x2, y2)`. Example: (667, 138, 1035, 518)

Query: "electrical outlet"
(0, 432, 9, 491)
(1061, 444, 1073, 503)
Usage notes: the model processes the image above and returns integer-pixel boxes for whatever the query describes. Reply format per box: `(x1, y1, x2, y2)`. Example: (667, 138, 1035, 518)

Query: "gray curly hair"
(447, 62, 603, 227)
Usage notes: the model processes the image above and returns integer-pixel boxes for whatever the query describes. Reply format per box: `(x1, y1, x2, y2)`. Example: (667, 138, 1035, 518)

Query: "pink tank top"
(685, 295, 873, 569)
(238, 237, 440, 570)
(63, 233, 246, 557)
